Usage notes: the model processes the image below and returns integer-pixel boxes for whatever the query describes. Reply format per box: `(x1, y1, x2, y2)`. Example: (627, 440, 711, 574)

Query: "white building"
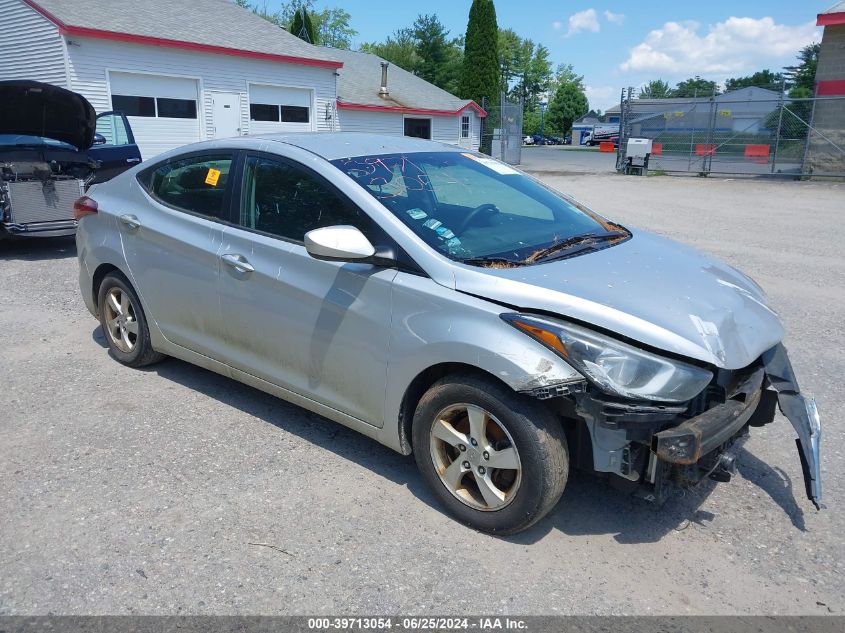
(1, 0, 485, 159)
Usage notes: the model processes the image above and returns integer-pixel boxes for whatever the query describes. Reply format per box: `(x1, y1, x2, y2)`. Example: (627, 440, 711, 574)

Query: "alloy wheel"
(429, 403, 522, 511)
(103, 286, 139, 353)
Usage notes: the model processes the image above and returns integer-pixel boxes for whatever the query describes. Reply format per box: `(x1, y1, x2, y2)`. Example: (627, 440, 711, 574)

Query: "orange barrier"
(744, 144, 770, 159)
(695, 144, 717, 156)
(599, 142, 615, 153)
(651, 143, 663, 155)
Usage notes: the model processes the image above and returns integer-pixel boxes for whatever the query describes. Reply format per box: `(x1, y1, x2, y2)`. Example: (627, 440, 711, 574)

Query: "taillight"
(73, 196, 98, 220)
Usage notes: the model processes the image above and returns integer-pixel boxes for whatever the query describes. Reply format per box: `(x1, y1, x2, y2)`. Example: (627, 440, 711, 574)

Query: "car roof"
(251, 132, 462, 161)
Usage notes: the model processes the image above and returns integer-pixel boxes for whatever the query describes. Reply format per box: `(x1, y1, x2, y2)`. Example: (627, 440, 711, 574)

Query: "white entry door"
(211, 93, 241, 139)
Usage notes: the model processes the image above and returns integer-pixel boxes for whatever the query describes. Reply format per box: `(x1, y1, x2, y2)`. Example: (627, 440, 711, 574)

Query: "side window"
(143, 154, 233, 219)
(95, 113, 132, 146)
(239, 155, 372, 241)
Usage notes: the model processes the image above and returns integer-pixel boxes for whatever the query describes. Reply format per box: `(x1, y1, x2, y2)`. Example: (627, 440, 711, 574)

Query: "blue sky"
(264, 1, 827, 110)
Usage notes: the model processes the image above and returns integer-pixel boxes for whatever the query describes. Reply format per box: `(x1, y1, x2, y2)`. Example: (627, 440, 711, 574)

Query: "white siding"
(338, 109, 404, 135)
(338, 108, 482, 148)
(247, 83, 314, 135)
(65, 36, 337, 158)
(0, 0, 66, 86)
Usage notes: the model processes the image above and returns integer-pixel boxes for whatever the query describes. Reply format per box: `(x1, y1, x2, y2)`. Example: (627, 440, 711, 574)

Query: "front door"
(211, 93, 241, 139)
(89, 111, 142, 184)
(121, 151, 234, 358)
(217, 153, 396, 426)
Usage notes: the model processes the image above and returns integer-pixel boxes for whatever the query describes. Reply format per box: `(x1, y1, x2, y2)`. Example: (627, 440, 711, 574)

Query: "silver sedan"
(75, 133, 821, 534)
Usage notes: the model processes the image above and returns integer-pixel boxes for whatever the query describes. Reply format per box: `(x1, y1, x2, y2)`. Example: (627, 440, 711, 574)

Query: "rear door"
(122, 151, 235, 358)
(89, 111, 141, 184)
(217, 152, 396, 425)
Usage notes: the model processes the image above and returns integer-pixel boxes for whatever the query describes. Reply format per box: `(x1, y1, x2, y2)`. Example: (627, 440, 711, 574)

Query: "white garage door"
(109, 72, 201, 159)
(248, 84, 313, 134)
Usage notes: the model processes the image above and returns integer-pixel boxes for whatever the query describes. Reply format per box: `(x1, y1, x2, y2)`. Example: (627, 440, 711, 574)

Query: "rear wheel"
(412, 375, 568, 534)
(97, 272, 164, 367)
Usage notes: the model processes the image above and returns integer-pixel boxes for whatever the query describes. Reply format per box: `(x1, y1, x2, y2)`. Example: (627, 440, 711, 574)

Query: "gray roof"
(822, 1, 845, 13)
(30, 0, 341, 65)
(606, 87, 783, 113)
(330, 48, 480, 113)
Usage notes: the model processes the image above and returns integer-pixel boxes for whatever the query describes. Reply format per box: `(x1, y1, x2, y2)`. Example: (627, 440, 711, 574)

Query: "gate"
(616, 86, 845, 178)
(481, 93, 523, 165)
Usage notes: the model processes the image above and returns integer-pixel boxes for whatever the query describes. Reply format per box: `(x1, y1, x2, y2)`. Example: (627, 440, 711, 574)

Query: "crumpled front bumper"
(652, 343, 821, 509)
(762, 343, 823, 509)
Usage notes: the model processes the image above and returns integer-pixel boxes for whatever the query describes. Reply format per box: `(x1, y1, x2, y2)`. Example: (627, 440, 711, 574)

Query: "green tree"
(724, 69, 784, 92)
(513, 43, 552, 110)
(547, 63, 584, 99)
(461, 0, 499, 107)
(413, 14, 451, 86)
(237, 0, 357, 49)
(360, 28, 419, 73)
(673, 76, 719, 97)
(290, 7, 317, 44)
(640, 79, 672, 98)
(784, 43, 820, 93)
(547, 81, 588, 135)
(498, 28, 523, 90)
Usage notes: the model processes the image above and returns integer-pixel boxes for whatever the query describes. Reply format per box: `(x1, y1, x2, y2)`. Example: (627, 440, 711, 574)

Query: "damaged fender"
(762, 344, 822, 509)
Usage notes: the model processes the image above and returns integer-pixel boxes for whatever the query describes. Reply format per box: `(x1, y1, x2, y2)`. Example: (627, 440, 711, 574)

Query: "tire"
(412, 374, 568, 535)
(97, 272, 164, 368)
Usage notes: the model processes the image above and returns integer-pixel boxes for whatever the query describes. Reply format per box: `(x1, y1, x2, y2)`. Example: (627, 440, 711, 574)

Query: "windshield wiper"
(524, 230, 628, 264)
(462, 256, 522, 268)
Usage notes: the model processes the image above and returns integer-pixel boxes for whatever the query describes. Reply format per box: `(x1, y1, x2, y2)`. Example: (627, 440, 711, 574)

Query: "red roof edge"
(337, 101, 487, 118)
(817, 12, 845, 26)
(23, 0, 343, 69)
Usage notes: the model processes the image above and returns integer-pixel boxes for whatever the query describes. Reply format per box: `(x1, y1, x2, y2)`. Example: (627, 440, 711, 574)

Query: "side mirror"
(304, 225, 376, 262)
(92, 133, 107, 146)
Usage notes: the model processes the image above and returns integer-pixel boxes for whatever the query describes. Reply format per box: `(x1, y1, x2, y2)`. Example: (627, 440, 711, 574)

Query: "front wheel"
(412, 375, 568, 534)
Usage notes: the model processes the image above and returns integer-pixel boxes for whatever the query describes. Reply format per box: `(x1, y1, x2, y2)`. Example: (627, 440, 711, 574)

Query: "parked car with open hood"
(0, 80, 140, 238)
(75, 133, 822, 534)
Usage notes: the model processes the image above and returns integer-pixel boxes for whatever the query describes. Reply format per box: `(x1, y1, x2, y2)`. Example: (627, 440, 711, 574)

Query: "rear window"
(138, 153, 233, 220)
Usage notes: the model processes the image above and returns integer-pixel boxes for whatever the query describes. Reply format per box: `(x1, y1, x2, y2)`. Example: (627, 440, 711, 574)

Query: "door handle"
(221, 253, 255, 274)
(126, 157, 141, 163)
(119, 214, 141, 230)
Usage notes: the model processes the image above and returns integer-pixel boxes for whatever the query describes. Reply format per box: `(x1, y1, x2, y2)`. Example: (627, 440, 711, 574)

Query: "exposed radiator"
(6, 179, 84, 224)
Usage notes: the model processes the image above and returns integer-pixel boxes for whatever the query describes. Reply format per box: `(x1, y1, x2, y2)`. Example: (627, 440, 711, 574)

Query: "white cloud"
(585, 85, 619, 111)
(620, 17, 819, 75)
(604, 10, 625, 25)
(566, 9, 600, 37)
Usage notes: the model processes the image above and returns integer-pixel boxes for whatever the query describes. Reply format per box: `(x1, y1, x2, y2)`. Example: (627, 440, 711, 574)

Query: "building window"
(461, 115, 470, 138)
(250, 103, 280, 122)
(250, 103, 310, 123)
(112, 95, 197, 119)
(404, 117, 431, 140)
(157, 98, 197, 119)
(112, 95, 156, 117)
(281, 105, 309, 123)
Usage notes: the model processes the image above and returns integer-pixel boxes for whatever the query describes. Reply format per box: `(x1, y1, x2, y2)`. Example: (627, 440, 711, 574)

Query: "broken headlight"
(502, 314, 713, 403)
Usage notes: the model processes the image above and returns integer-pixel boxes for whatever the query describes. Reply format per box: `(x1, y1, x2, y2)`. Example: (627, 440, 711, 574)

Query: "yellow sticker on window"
(205, 168, 221, 186)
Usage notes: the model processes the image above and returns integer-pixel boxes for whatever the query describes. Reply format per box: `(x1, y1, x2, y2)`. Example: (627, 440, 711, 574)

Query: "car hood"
(452, 229, 784, 370)
(0, 80, 95, 151)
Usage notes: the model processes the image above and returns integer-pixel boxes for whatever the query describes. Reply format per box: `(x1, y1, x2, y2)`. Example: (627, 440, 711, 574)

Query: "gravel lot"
(1, 173, 843, 615)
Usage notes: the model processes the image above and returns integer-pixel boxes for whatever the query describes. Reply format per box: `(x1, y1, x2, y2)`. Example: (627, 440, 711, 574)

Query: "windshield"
(331, 151, 628, 266)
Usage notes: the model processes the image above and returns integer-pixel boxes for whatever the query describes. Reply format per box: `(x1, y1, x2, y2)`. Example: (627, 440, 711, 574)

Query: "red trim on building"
(337, 101, 487, 118)
(817, 12, 845, 26)
(817, 80, 845, 96)
(23, 0, 343, 69)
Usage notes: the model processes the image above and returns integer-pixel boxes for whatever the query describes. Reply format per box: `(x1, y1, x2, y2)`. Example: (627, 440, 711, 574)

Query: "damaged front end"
(503, 315, 822, 509)
(565, 344, 822, 509)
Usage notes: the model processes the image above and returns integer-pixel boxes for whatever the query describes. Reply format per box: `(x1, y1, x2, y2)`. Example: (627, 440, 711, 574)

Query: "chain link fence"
(616, 87, 845, 178)
(481, 93, 523, 165)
